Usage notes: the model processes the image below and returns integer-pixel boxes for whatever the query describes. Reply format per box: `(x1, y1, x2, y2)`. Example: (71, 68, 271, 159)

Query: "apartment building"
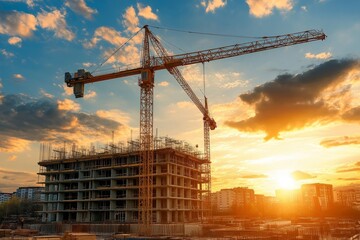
(301, 183, 334, 210)
(15, 186, 44, 202)
(212, 187, 255, 212)
(38, 138, 209, 224)
(0, 192, 12, 203)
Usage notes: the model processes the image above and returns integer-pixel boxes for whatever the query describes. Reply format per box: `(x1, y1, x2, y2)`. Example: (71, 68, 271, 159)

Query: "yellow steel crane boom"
(65, 25, 326, 235)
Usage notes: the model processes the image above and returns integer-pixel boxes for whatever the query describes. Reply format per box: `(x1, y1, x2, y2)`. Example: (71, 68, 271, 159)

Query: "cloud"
(57, 98, 80, 111)
(13, 73, 24, 79)
(65, 0, 97, 20)
(7, 155, 17, 161)
(26, 0, 34, 8)
(84, 90, 96, 99)
(342, 106, 360, 122)
(1, 49, 14, 58)
(201, 0, 227, 13)
(8, 36, 22, 47)
(40, 89, 54, 98)
(0, 94, 125, 152)
(214, 72, 248, 89)
(37, 9, 75, 41)
(0, 11, 37, 37)
(338, 178, 360, 181)
(305, 52, 332, 60)
(301, 6, 307, 12)
(336, 162, 360, 173)
(158, 81, 169, 87)
(83, 26, 127, 48)
(246, 0, 293, 18)
(103, 44, 140, 65)
(176, 101, 195, 109)
(291, 170, 316, 180)
(241, 173, 268, 179)
(122, 6, 140, 33)
(0, 168, 38, 192)
(320, 136, 360, 148)
(83, 62, 96, 68)
(62, 83, 73, 96)
(137, 3, 159, 21)
(0, 136, 30, 152)
(226, 59, 360, 140)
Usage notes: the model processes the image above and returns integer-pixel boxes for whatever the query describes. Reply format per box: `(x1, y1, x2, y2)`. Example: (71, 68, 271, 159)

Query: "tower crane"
(65, 25, 326, 235)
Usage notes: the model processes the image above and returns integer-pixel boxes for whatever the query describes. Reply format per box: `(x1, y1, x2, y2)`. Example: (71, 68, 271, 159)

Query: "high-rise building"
(38, 138, 209, 223)
(0, 192, 12, 203)
(212, 187, 255, 212)
(301, 183, 333, 210)
(15, 187, 44, 202)
(334, 189, 360, 208)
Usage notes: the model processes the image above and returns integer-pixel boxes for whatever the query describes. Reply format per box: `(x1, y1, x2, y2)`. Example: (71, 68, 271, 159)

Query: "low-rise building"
(334, 189, 360, 209)
(15, 186, 44, 202)
(0, 192, 12, 203)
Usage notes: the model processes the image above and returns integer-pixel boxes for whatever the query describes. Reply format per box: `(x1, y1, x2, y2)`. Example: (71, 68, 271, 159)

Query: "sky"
(0, 0, 359, 196)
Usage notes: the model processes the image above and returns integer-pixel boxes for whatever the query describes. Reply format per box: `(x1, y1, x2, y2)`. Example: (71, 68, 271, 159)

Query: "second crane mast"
(65, 26, 326, 235)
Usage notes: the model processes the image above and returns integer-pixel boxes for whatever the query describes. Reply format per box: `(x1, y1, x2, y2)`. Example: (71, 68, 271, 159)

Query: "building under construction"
(38, 137, 210, 224)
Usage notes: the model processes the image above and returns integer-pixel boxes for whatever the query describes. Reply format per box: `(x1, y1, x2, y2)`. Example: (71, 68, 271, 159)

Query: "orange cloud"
(137, 3, 159, 21)
(65, 0, 97, 20)
(226, 59, 360, 140)
(13, 73, 24, 79)
(8, 36, 22, 47)
(321, 136, 360, 148)
(246, 0, 293, 18)
(57, 99, 80, 111)
(122, 6, 140, 33)
(305, 52, 332, 60)
(0, 11, 37, 37)
(0, 168, 38, 192)
(158, 81, 169, 87)
(84, 90, 97, 99)
(0, 136, 30, 152)
(37, 9, 75, 41)
(201, 0, 227, 13)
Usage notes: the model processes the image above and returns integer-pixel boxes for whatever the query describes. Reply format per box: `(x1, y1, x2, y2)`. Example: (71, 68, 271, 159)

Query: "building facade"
(38, 140, 209, 224)
(301, 183, 334, 210)
(0, 192, 12, 203)
(212, 187, 255, 212)
(15, 187, 44, 202)
(334, 189, 360, 209)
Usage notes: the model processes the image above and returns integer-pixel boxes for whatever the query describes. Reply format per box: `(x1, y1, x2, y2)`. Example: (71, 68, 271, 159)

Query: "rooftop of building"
(38, 136, 206, 165)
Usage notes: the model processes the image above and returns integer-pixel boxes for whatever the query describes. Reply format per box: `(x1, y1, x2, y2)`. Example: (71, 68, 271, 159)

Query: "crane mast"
(65, 26, 326, 235)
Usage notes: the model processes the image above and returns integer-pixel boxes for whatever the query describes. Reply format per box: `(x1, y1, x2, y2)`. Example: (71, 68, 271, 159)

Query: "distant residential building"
(15, 187, 45, 202)
(212, 187, 255, 212)
(301, 183, 333, 210)
(0, 192, 12, 203)
(334, 189, 360, 208)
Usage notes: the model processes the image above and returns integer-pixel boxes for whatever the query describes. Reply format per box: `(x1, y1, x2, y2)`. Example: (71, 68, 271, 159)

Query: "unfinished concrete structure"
(38, 137, 210, 224)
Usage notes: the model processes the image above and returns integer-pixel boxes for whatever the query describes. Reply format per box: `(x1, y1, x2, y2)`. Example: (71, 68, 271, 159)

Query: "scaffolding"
(38, 137, 210, 225)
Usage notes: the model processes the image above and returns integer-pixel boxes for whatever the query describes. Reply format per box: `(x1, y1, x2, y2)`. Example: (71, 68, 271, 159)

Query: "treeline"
(0, 197, 42, 222)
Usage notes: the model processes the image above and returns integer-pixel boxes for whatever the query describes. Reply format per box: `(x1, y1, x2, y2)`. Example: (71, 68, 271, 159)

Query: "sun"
(274, 171, 297, 190)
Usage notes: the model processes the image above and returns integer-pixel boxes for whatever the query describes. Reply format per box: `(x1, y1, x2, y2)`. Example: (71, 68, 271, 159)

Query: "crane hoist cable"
(148, 24, 264, 39)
